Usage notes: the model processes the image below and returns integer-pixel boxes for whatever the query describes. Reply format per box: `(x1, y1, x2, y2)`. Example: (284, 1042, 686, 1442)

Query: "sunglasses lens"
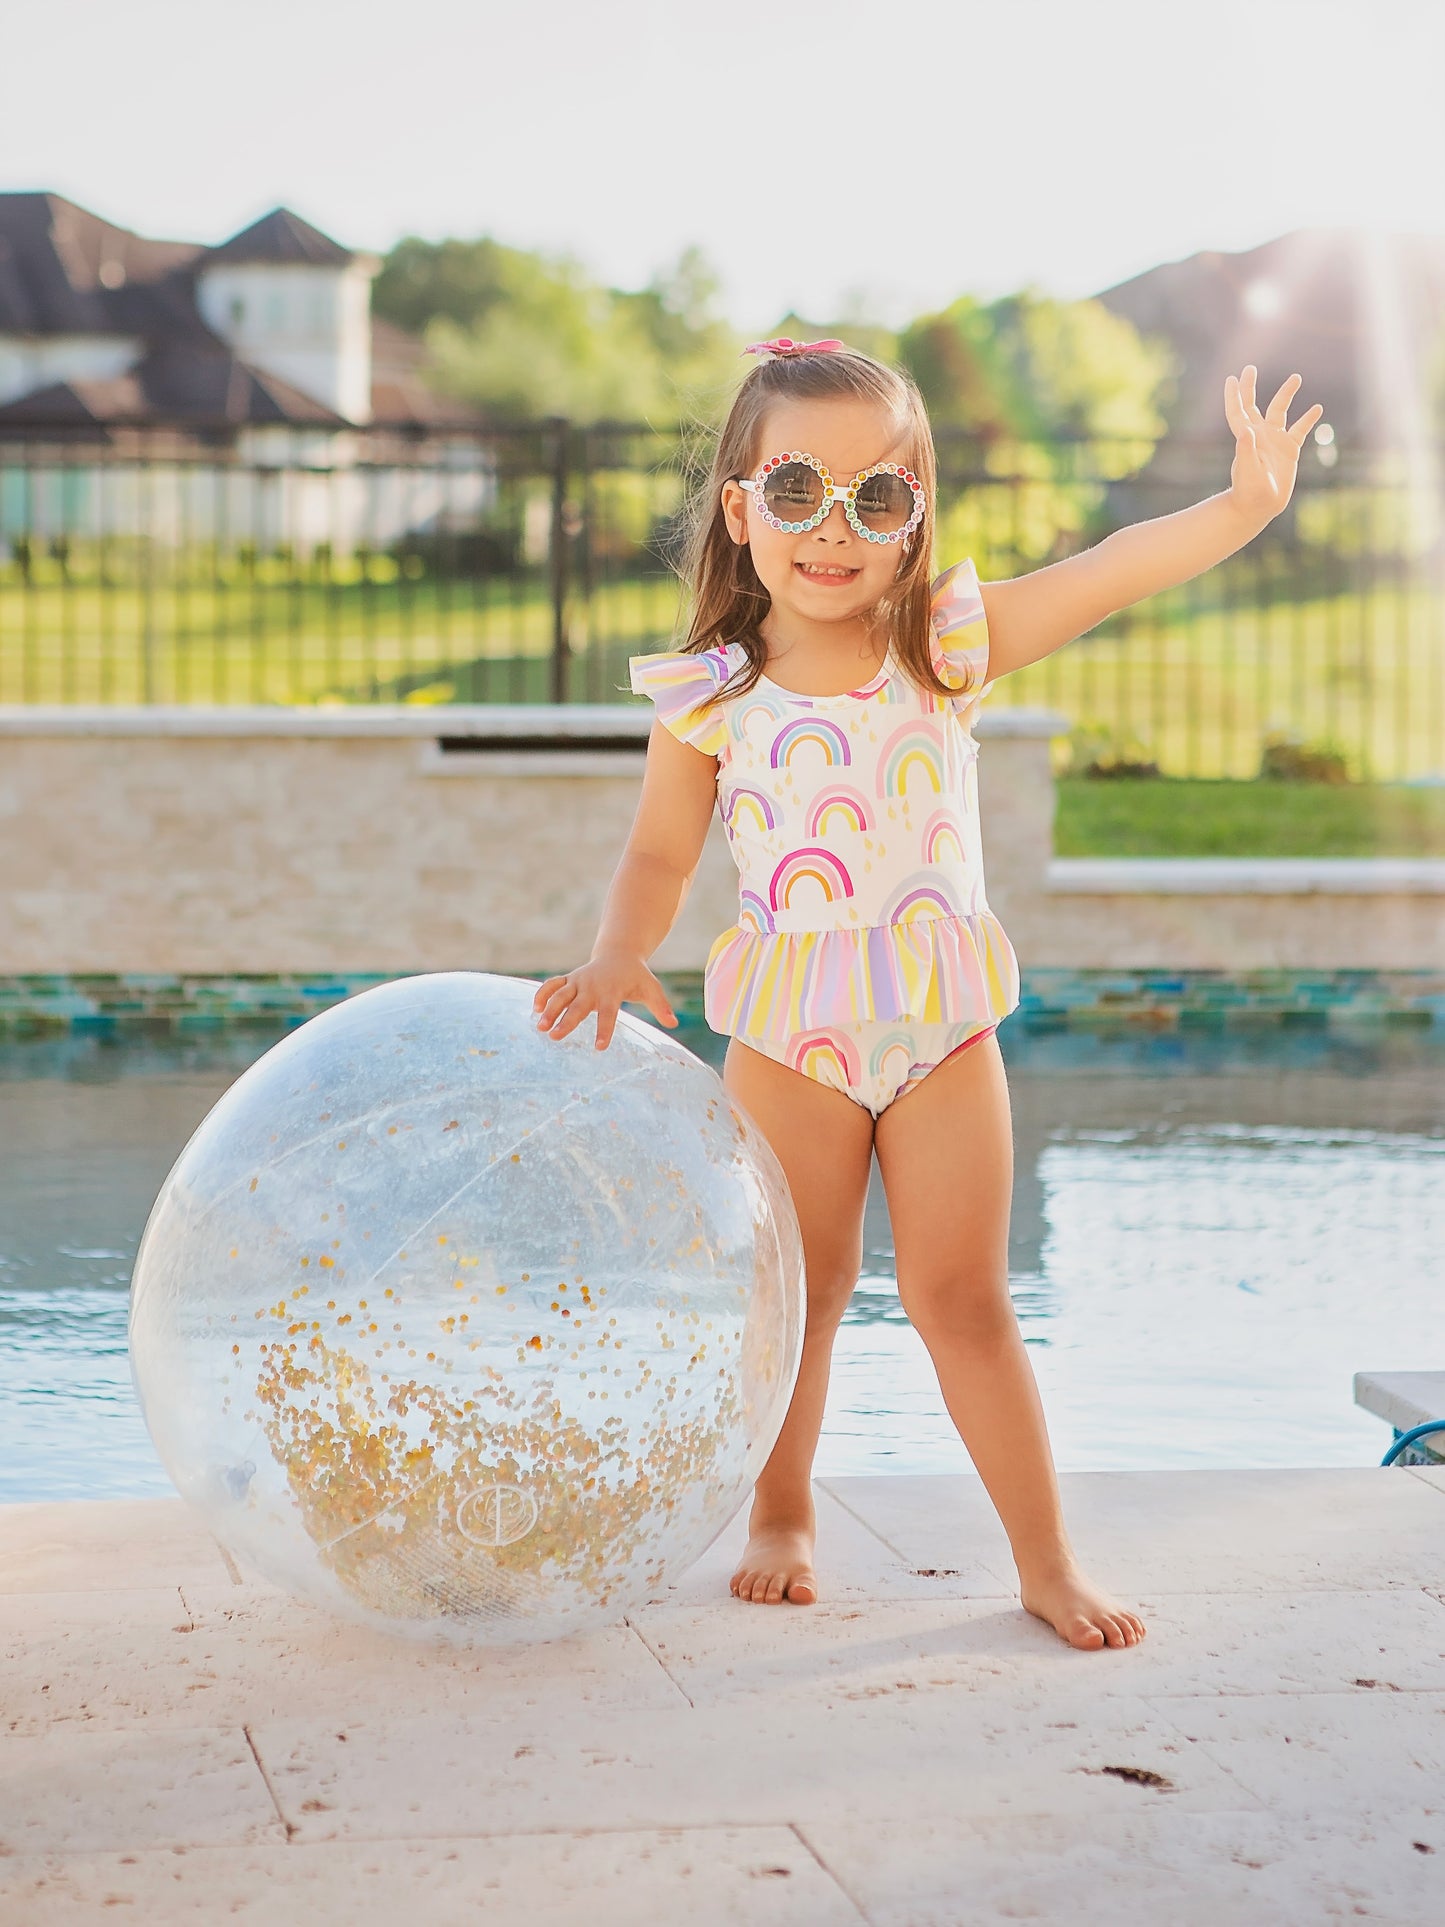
(761, 461, 826, 523)
(852, 471, 918, 534)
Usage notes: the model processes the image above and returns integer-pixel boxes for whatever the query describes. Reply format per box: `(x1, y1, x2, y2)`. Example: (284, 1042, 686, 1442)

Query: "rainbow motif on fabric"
(735, 690, 796, 741)
(768, 846, 855, 910)
(877, 722, 944, 797)
(806, 786, 875, 836)
(725, 786, 778, 835)
(769, 716, 853, 769)
(868, 1029, 917, 1080)
(736, 890, 776, 936)
(882, 871, 960, 924)
(786, 1028, 862, 1089)
(922, 810, 967, 868)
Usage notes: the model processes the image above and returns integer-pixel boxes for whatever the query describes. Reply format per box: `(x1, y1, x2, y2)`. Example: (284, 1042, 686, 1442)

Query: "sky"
(5, 0, 1443, 327)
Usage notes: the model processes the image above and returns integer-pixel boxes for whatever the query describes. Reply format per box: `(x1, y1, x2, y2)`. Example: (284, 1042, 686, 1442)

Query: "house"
(0, 193, 483, 459)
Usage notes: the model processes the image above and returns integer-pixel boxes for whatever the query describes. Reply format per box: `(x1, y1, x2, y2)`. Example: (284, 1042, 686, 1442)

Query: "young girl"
(533, 340, 1321, 1652)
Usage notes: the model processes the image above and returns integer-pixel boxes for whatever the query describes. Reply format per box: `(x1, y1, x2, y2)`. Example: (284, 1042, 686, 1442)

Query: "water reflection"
(2, 1018, 1442, 1495)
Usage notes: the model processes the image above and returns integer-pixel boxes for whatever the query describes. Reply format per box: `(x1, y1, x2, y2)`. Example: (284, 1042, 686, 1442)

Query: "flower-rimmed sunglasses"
(738, 451, 927, 545)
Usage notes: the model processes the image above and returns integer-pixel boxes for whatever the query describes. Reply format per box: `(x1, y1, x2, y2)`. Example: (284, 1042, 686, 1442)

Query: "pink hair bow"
(742, 336, 847, 359)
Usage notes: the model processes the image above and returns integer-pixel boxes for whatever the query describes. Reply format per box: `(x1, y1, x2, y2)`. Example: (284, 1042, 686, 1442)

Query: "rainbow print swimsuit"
(629, 558, 1021, 1068)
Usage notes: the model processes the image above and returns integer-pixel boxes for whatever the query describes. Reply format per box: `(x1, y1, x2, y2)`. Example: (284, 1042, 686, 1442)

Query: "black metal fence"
(2, 424, 1443, 779)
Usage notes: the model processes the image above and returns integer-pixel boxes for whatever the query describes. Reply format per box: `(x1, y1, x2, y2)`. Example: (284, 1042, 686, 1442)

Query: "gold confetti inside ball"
(129, 972, 804, 1643)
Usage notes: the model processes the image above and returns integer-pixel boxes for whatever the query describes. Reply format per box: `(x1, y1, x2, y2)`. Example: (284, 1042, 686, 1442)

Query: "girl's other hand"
(532, 949, 678, 1050)
(1224, 365, 1324, 528)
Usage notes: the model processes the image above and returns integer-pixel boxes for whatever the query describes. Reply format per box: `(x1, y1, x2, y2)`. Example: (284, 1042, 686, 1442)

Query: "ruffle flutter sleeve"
(628, 646, 740, 757)
(929, 559, 993, 722)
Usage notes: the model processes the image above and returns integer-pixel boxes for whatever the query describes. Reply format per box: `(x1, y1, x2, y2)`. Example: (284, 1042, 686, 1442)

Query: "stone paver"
(0, 1498, 235, 1594)
(1149, 1690, 1445, 1812)
(632, 1588, 1445, 1708)
(0, 1831, 861, 1926)
(0, 1585, 684, 1737)
(0, 1728, 281, 1855)
(3, 1471, 1442, 1922)
(822, 1467, 1445, 1592)
(801, 1808, 1445, 1927)
(247, 1696, 1254, 1840)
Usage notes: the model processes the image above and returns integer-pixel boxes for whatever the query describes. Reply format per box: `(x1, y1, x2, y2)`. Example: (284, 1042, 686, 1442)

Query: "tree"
(373, 237, 739, 424)
(371, 235, 516, 336)
(898, 291, 1176, 564)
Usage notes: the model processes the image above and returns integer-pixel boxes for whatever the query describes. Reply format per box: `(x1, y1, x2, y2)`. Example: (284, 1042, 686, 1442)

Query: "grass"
(0, 573, 682, 706)
(1055, 777, 1445, 857)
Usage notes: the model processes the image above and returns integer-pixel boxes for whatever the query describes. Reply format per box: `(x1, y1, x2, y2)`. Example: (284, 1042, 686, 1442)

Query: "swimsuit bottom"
(735, 1016, 998, 1120)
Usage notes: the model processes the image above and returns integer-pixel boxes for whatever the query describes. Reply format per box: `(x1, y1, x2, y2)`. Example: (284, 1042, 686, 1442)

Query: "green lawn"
(0, 574, 683, 706)
(1055, 777, 1445, 857)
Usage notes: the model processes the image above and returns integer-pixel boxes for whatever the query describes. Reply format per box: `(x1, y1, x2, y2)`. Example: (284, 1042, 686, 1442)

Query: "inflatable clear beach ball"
(129, 972, 804, 1643)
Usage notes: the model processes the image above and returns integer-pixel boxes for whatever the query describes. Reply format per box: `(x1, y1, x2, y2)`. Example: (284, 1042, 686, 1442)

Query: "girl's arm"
(532, 721, 720, 1048)
(978, 366, 1324, 679)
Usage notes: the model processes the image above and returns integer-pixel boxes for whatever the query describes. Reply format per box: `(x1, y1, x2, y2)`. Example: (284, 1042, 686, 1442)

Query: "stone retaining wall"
(1, 705, 1442, 977)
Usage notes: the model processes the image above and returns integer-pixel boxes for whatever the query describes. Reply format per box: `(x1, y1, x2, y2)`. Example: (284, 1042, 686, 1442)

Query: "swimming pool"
(2, 1018, 1441, 1501)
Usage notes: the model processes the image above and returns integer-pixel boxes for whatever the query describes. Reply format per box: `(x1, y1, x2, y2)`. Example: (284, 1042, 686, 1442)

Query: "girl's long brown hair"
(677, 347, 952, 702)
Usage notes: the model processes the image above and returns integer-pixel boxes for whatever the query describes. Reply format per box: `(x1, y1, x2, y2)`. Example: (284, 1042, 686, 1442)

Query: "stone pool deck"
(3, 1470, 1444, 1924)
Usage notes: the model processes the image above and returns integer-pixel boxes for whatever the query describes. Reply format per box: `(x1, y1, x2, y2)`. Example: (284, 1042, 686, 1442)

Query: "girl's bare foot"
(1019, 1561, 1147, 1650)
(730, 1520, 818, 1605)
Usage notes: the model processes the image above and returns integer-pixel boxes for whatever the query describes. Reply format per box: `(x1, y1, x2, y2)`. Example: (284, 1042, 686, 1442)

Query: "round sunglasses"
(738, 451, 926, 545)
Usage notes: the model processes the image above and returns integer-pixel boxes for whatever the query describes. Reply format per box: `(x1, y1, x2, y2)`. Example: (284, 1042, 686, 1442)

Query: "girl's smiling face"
(720, 396, 913, 632)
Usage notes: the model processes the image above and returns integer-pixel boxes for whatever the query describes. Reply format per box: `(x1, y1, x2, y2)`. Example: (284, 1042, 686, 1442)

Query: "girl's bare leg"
(722, 1038, 875, 1604)
(873, 1035, 1146, 1651)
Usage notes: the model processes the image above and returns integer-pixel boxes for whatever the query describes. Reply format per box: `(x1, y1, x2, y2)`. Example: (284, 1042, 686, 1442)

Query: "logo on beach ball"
(456, 1483, 539, 1548)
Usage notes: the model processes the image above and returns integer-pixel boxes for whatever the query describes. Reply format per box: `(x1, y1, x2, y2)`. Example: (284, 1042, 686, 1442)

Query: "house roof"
(0, 192, 208, 337)
(368, 316, 484, 429)
(0, 344, 348, 433)
(204, 207, 356, 270)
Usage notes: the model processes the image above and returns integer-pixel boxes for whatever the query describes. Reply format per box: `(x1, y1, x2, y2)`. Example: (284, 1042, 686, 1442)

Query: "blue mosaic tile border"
(0, 969, 1441, 1034)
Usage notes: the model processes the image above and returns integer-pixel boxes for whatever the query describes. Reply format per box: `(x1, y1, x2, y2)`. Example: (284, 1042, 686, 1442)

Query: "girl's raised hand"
(532, 949, 677, 1050)
(1224, 365, 1324, 527)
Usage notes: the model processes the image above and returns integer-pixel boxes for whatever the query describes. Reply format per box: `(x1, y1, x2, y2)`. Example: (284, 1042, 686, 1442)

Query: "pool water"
(2, 1020, 1441, 1501)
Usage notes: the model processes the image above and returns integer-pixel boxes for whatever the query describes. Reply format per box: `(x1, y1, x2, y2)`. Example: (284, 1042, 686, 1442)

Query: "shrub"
(1258, 734, 1352, 784)
(1064, 723, 1161, 780)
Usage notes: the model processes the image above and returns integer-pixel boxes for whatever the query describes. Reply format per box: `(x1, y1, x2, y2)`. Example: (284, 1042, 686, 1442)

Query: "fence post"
(546, 416, 570, 703)
(140, 457, 157, 704)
